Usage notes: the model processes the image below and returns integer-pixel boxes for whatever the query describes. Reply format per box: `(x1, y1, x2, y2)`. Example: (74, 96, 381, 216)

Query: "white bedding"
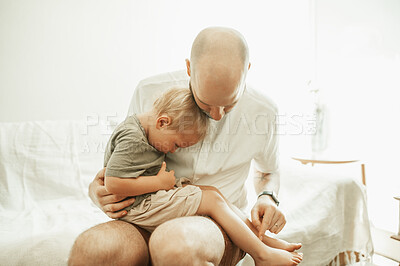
(271, 162, 373, 265)
(0, 120, 111, 265)
(0, 120, 373, 266)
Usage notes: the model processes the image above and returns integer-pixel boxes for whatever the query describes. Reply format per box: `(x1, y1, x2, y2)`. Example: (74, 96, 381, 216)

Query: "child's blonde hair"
(153, 87, 208, 140)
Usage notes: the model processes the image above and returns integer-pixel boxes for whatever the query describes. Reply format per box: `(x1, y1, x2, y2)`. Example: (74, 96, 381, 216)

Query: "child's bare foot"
(254, 247, 303, 266)
(261, 235, 302, 252)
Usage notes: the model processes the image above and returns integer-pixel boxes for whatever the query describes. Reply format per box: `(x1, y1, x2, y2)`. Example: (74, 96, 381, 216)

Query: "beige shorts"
(120, 182, 202, 232)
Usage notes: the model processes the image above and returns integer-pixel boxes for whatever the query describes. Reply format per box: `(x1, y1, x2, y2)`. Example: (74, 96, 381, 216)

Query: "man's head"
(148, 87, 208, 154)
(186, 27, 251, 121)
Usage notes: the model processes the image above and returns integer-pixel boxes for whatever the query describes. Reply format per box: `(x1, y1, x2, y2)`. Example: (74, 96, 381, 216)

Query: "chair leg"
(361, 164, 366, 186)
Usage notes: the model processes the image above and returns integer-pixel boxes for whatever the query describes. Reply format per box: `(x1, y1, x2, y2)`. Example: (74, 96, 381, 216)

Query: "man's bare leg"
(68, 220, 151, 266)
(149, 216, 226, 266)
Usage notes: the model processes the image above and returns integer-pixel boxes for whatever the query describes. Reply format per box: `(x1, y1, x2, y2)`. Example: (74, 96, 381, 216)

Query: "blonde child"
(104, 87, 303, 265)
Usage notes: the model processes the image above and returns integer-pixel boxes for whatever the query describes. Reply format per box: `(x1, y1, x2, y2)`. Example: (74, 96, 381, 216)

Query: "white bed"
(0, 120, 373, 265)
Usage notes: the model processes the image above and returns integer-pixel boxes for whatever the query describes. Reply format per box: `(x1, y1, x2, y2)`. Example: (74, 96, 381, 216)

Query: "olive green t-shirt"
(104, 115, 165, 209)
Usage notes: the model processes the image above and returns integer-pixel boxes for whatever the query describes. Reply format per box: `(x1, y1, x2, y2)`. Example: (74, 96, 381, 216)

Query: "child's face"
(149, 129, 200, 154)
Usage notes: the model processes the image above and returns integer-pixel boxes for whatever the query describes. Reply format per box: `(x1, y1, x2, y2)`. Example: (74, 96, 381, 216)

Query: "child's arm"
(105, 162, 175, 196)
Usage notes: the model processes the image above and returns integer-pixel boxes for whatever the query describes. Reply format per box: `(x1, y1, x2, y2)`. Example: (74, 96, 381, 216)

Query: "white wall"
(0, 0, 310, 123)
(314, 0, 400, 232)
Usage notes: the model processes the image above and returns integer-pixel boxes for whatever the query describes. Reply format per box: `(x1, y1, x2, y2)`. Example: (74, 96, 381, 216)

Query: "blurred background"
(0, 0, 399, 247)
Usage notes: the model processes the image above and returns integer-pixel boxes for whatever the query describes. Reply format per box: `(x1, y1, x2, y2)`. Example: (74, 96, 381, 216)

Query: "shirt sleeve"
(253, 113, 279, 174)
(127, 78, 163, 117)
(127, 83, 143, 116)
(127, 71, 189, 117)
(104, 127, 165, 178)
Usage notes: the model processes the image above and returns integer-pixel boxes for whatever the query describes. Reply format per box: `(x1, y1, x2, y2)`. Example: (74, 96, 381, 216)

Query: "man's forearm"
(253, 169, 280, 195)
(88, 180, 99, 206)
(88, 168, 106, 208)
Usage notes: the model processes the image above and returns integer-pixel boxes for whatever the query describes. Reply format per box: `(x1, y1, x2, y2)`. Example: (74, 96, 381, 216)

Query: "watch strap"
(258, 191, 279, 206)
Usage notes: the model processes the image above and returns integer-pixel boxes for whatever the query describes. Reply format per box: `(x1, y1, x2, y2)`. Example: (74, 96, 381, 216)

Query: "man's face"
(189, 82, 241, 121)
(189, 72, 245, 121)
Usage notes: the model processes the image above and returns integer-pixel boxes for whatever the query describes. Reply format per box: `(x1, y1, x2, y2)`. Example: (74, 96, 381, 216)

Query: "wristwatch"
(257, 191, 279, 206)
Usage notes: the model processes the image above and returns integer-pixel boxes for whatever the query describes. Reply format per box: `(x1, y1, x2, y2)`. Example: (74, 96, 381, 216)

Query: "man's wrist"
(257, 191, 279, 206)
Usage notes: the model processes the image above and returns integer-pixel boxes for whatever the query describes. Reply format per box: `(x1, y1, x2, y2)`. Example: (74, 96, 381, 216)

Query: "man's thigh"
(69, 220, 151, 266)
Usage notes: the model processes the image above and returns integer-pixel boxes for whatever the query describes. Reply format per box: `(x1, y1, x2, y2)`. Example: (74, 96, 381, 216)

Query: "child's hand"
(156, 162, 176, 190)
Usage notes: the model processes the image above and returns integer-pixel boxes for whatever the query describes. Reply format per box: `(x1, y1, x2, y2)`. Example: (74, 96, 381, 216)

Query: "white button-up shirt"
(128, 70, 279, 210)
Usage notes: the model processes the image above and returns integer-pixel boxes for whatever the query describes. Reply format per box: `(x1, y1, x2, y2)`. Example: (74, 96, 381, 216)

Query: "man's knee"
(68, 220, 149, 266)
(149, 216, 225, 266)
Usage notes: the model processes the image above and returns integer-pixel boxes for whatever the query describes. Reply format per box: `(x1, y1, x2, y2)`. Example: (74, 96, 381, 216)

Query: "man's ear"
(156, 115, 172, 129)
(185, 59, 191, 77)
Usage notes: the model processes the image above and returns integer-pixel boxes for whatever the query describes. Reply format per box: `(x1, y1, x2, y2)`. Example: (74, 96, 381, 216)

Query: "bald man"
(69, 27, 284, 266)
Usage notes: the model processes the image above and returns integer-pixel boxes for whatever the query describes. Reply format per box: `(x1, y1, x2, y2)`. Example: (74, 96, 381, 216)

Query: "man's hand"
(89, 168, 136, 219)
(251, 195, 286, 238)
(156, 162, 176, 190)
